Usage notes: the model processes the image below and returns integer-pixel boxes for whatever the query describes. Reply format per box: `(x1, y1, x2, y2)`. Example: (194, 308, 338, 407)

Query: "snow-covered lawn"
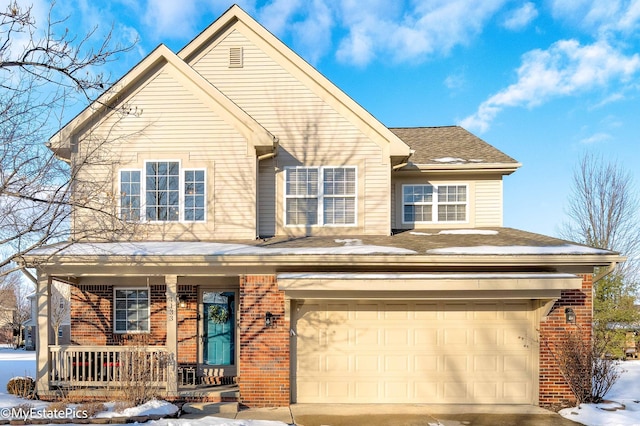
(0, 346, 286, 425)
(1, 346, 639, 425)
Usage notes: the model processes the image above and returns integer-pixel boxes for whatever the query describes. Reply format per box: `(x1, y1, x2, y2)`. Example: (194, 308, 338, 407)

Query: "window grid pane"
(286, 168, 319, 225)
(403, 185, 434, 222)
(114, 289, 150, 333)
(323, 167, 356, 225)
(145, 161, 180, 221)
(436, 185, 467, 222)
(120, 170, 141, 221)
(184, 169, 206, 222)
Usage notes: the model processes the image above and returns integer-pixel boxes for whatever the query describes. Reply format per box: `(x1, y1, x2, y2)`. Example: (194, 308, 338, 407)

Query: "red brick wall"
(238, 275, 290, 407)
(538, 273, 593, 408)
(71, 284, 167, 346)
(177, 285, 198, 364)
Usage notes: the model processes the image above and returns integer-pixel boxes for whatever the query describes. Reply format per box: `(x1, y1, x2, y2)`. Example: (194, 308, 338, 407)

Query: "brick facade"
(70, 284, 167, 346)
(538, 273, 593, 408)
(177, 284, 198, 364)
(238, 275, 290, 407)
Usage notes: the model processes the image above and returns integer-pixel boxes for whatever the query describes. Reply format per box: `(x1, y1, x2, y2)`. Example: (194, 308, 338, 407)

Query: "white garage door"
(294, 300, 535, 404)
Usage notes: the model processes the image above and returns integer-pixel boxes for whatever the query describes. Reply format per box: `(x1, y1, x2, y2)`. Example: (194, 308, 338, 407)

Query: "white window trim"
(118, 161, 208, 223)
(183, 167, 207, 223)
(113, 287, 151, 334)
(284, 166, 358, 227)
(118, 168, 142, 222)
(401, 183, 469, 224)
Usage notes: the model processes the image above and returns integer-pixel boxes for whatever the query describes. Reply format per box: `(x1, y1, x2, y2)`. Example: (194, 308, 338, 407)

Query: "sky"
(17, 0, 640, 239)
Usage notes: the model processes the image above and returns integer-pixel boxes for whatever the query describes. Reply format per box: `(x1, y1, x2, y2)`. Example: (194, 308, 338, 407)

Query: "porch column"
(35, 272, 51, 394)
(165, 275, 178, 396)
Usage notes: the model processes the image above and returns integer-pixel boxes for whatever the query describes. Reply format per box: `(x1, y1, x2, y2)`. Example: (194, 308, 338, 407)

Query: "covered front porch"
(35, 274, 243, 400)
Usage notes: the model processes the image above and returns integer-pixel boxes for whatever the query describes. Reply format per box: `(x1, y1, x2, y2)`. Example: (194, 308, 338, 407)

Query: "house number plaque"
(167, 296, 175, 321)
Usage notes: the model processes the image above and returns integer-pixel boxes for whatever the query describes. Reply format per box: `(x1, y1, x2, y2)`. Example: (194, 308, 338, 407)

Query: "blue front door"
(203, 292, 235, 365)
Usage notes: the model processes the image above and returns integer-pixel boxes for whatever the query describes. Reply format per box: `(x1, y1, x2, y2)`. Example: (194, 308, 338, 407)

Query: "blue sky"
(24, 0, 640, 238)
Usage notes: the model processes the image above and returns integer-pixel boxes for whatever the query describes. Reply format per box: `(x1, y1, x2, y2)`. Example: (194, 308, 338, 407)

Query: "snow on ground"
(0, 346, 287, 425)
(1, 346, 640, 425)
(560, 360, 640, 426)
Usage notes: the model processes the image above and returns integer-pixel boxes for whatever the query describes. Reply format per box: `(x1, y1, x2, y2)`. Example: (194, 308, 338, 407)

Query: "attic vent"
(229, 47, 243, 68)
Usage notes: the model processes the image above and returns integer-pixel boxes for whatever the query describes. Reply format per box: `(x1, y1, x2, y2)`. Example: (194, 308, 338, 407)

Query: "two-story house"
(22, 5, 623, 408)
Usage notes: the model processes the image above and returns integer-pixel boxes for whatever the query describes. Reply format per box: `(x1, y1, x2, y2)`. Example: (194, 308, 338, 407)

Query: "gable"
(178, 4, 411, 161)
(49, 44, 276, 160)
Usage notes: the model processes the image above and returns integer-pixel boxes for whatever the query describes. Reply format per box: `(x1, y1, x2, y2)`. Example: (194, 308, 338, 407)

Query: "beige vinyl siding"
(72, 66, 256, 241)
(258, 157, 276, 237)
(475, 179, 503, 227)
(190, 28, 389, 236)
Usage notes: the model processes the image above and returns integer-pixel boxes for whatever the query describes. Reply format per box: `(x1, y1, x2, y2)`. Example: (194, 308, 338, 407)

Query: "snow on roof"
(427, 244, 611, 255)
(432, 157, 466, 163)
(31, 241, 417, 256)
(410, 230, 499, 236)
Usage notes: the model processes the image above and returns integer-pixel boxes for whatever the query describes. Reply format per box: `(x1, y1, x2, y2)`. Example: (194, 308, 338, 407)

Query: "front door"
(203, 291, 235, 365)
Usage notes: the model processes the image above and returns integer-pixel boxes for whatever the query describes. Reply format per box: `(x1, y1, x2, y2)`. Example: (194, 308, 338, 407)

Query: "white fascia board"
(277, 272, 583, 292)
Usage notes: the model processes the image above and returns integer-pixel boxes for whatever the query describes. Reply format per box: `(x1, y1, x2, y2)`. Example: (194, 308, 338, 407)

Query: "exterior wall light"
(178, 295, 187, 309)
(265, 312, 275, 327)
(565, 307, 576, 324)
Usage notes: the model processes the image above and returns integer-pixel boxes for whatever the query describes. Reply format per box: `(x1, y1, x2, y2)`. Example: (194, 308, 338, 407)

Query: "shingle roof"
(389, 126, 519, 166)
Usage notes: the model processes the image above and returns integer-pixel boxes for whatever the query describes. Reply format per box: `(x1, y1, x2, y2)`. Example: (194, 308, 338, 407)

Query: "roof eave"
(397, 162, 522, 175)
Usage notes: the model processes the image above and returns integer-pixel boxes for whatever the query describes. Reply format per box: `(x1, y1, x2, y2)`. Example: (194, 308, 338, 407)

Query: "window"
(120, 170, 141, 221)
(285, 166, 356, 226)
(146, 161, 180, 221)
(184, 170, 206, 221)
(114, 288, 150, 333)
(403, 184, 467, 223)
(118, 161, 206, 222)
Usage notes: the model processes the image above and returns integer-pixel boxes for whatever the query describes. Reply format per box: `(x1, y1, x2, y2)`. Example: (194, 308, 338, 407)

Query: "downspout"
(20, 267, 37, 285)
(593, 261, 617, 283)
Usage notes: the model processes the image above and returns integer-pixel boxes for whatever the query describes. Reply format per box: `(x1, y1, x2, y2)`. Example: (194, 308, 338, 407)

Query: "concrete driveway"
(289, 404, 581, 426)
(222, 404, 583, 426)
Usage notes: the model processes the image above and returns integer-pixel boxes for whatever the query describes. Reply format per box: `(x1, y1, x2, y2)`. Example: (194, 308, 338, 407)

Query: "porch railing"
(49, 345, 168, 388)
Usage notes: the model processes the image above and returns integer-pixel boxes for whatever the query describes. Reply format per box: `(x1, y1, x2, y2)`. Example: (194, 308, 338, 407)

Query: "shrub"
(77, 402, 106, 418)
(546, 330, 621, 404)
(6, 377, 35, 398)
(117, 335, 167, 406)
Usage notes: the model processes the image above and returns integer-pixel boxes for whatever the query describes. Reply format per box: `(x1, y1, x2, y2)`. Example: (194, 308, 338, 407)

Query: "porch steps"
(181, 401, 239, 416)
(178, 383, 239, 402)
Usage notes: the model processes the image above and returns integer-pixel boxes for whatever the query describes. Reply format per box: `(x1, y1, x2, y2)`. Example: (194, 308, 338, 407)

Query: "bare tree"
(561, 152, 640, 358)
(0, 1, 136, 276)
(561, 153, 640, 279)
(50, 281, 69, 345)
(0, 270, 30, 348)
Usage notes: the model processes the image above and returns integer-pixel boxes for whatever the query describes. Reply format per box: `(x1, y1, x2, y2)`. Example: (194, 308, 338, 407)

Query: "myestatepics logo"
(0, 407, 89, 421)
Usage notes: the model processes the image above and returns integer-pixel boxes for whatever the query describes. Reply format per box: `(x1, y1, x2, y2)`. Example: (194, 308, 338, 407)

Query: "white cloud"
(503, 2, 538, 30)
(141, 0, 207, 40)
(336, 0, 507, 66)
(460, 39, 640, 132)
(580, 132, 612, 144)
(549, 0, 640, 34)
(258, 0, 302, 36)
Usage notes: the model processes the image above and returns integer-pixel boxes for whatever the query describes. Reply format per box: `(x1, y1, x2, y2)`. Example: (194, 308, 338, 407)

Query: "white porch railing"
(49, 345, 168, 388)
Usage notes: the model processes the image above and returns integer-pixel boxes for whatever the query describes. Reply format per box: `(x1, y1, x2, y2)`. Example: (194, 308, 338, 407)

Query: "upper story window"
(146, 161, 180, 221)
(402, 184, 467, 223)
(120, 170, 141, 221)
(285, 166, 357, 226)
(114, 288, 149, 333)
(119, 161, 206, 222)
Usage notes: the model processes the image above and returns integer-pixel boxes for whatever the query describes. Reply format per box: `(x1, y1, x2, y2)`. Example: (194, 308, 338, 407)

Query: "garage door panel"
(295, 300, 534, 404)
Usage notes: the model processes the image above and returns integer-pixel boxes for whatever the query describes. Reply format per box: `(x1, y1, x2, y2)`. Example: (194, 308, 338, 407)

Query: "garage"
(293, 300, 536, 404)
